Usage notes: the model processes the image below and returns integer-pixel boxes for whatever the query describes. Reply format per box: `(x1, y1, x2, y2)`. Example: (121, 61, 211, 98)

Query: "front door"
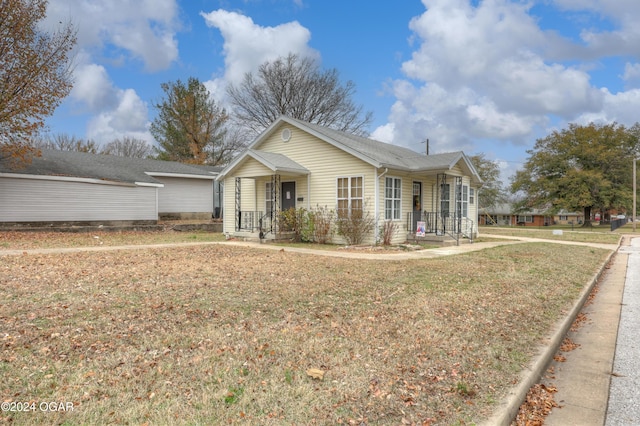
(412, 182, 422, 232)
(281, 181, 296, 211)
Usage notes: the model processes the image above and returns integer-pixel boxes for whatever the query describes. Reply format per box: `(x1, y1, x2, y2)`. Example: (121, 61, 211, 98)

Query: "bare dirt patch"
(0, 238, 610, 424)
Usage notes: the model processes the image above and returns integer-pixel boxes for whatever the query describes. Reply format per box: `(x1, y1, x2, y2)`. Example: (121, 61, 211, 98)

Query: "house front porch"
(406, 211, 475, 245)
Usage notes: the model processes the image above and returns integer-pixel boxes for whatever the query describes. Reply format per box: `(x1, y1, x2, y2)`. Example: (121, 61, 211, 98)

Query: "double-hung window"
(457, 185, 469, 218)
(517, 215, 533, 223)
(384, 177, 401, 220)
(337, 176, 363, 217)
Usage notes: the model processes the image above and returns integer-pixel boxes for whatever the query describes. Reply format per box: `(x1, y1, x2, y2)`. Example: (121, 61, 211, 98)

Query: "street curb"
(481, 242, 619, 426)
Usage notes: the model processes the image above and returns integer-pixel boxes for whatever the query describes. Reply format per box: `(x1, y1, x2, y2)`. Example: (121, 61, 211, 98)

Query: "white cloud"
(623, 63, 640, 87)
(200, 9, 319, 102)
(70, 63, 118, 111)
(370, 123, 395, 144)
(574, 88, 640, 125)
(42, 0, 178, 144)
(46, 0, 180, 71)
(376, 0, 638, 161)
(87, 89, 151, 144)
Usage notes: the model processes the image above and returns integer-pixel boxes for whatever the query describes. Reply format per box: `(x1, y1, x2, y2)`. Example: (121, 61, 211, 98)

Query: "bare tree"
(227, 53, 373, 136)
(35, 133, 98, 153)
(0, 0, 76, 167)
(101, 136, 153, 158)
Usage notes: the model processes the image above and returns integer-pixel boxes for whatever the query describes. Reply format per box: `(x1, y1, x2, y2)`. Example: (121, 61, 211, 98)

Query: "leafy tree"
(0, 0, 76, 167)
(151, 77, 241, 165)
(227, 53, 373, 136)
(510, 122, 640, 226)
(100, 136, 153, 158)
(469, 153, 507, 210)
(35, 133, 98, 153)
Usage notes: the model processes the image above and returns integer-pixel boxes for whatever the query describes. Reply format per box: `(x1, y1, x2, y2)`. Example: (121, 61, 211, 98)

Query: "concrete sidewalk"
(541, 237, 629, 425)
(534, 234, 640, 426)
(605, 237, 640, 425)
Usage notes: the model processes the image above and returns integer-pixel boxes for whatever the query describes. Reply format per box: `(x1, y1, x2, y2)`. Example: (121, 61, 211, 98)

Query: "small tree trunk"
(581, 206, 593, 228)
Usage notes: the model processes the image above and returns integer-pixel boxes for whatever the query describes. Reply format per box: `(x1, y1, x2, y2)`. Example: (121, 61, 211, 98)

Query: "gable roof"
(219, 116, 482, 184)
(0, 149, 219, 186)
(246, 149, 310, 174)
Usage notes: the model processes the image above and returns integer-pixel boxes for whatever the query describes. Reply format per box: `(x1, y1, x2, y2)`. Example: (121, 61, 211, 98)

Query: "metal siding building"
(0, 150, 220, 224)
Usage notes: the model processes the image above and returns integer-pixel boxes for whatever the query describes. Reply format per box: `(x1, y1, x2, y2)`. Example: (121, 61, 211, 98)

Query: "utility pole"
(634, 158, 637, 232)
(422, 138, 429, 155)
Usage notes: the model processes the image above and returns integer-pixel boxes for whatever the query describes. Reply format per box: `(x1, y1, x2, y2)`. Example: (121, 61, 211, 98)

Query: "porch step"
(409, 234, 472, 246)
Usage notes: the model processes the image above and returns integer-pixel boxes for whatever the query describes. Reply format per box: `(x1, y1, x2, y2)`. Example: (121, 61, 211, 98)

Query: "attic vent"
(281, 128, 291, 142)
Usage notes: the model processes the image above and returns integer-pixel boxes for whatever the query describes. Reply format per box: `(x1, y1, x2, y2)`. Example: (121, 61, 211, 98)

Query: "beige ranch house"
(218, 116, 483, 245)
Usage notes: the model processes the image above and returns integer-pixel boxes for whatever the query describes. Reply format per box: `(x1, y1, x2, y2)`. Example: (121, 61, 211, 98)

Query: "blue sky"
(42, 0, 640, 180)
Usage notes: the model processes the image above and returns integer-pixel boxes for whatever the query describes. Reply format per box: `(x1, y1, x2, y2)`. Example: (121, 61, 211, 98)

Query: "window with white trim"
(384, 177, 401, 220)
(470, 188, 475, 205)
(457, 185, 469, 217)
(337, 176, 363, 217)
(517, 215, 533, 223)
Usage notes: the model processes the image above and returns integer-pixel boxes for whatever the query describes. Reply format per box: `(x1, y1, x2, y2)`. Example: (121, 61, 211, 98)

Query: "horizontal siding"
(259, 124, 375, 211)
(221, 177, 257, 234)
(234, 158, 273, 178)
(224, 123, 481, 240)
(0, 177, 157, 222)
(155, 177, 213, 213)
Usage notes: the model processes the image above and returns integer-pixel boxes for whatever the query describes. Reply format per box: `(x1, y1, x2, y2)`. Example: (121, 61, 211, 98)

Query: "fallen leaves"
(0, 235, 612, 425)
(513, 384, 558, 425)
(306, 368, 325, 380)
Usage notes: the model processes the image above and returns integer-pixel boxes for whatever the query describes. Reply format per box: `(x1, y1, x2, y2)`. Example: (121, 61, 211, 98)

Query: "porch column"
(235, 177, 241, 231)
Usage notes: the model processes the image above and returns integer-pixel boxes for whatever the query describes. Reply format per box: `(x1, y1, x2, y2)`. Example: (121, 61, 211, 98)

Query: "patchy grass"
(0, 230, 226, 250)
(0, 238, 610, 425)
(480, 226, 621, 244)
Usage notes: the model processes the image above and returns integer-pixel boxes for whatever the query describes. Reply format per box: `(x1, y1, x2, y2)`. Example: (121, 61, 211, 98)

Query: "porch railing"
(407, 212, 474, 244)
(236, 211, 263, 232)
(236, 211, 279, 238)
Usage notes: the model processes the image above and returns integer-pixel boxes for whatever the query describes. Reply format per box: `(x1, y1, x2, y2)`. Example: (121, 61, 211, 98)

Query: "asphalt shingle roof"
(248, 149, 310, 174)
(285, 117, 470, 173)
(0, 149, 218, 185)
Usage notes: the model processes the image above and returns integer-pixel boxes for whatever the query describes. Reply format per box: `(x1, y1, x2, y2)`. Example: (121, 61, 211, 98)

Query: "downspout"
(374, 167, 389, 243)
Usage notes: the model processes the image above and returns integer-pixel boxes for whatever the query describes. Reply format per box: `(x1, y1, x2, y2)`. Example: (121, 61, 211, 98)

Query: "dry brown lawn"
(0, 232, 611, 425)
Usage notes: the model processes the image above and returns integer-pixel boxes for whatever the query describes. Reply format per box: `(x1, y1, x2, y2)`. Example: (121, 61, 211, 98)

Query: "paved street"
(606, 238, 640, 425)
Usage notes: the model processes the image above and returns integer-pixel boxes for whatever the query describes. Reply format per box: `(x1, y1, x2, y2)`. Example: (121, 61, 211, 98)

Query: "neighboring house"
(478, 203, 514, 226)
(217, 116, 483, 245)
(480, 203, 550, 226)
(479, 203, 583, 226)
(0, 149, 220, 225)
(553, 210, 584, 225)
